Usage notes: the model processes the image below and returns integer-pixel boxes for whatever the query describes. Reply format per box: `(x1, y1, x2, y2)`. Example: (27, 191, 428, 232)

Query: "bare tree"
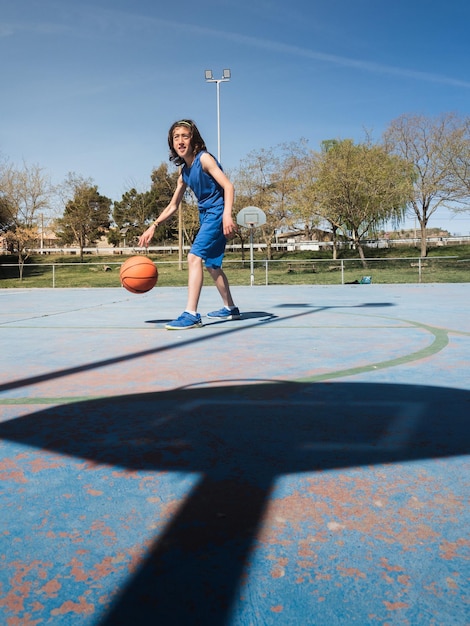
(383, 113, 470, 256)
(442, 116, 470, 198)
(233, 142, 308, 259)
(0, 161, 53, 278)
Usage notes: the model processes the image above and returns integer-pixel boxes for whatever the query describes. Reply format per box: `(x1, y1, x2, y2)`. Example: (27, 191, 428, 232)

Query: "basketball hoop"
(236, 207, 266, 286)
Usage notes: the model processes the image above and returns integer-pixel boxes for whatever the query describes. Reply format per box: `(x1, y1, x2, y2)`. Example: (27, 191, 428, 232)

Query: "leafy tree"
(55, 173, 111, 261)
(292, 141, 342, 257)
(383, 113, 470, 256)
(0, 157, 12, 232)
(112, 163, 181, 248)
(0, 160, 52, 277)
(112, 187, 156, 248)
(307, 139, 414, 265)
(150, 163, 179, 212)
(0, 194, 14, 233)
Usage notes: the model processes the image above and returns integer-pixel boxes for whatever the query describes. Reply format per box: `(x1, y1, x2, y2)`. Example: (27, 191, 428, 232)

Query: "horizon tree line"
(1, 112, 469, 270)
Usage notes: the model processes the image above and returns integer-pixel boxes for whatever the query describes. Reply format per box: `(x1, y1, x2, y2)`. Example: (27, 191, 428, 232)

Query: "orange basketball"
(120, 256, 158, 294)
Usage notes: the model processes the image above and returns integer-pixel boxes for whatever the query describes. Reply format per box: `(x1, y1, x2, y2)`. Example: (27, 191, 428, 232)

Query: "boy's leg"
(165, 253, 204, 330)
(206, 266, 235, 307)
(186, 253, 204, 312)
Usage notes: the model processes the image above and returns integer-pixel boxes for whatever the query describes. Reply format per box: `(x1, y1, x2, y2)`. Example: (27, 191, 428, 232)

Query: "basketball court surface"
(1, 283, 469, 625)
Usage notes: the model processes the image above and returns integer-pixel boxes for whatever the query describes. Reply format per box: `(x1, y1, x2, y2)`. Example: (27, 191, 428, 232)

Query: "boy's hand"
(223, 214, 238, 238)
(138, 225, 155, 248)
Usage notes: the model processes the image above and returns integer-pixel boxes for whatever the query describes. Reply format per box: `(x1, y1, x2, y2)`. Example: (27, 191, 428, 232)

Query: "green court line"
(0, 318, 457, 406)
(299, 318, 450, 383)
(0, 396, 106, 405)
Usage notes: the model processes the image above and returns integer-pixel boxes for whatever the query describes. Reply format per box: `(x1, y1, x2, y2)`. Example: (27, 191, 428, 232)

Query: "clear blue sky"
(1, 0, 469, 234)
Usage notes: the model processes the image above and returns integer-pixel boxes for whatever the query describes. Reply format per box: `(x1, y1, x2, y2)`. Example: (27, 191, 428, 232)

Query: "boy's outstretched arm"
(138, 175, 187, 247)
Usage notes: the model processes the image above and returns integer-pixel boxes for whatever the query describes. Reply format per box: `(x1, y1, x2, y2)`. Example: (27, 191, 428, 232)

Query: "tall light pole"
(204, 69, 231, 163)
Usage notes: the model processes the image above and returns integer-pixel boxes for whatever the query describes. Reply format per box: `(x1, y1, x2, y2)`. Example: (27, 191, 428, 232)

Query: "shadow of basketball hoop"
(1, 380, 468, 625)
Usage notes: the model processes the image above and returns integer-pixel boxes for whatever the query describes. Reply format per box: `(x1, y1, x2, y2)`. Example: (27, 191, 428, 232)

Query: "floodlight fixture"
(203, 68, 231, 163)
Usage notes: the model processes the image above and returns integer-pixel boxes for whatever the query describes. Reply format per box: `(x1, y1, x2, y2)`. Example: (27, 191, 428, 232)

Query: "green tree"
(56, 174, 111, 261)
(0, 194, 14, 233)
(291, 141, 340, 255)
(308, 139, 414, 265)
(150, 163, 179, 211)
(112, 187, 156, 248)
(112, 164, 181, 248)
(383, 113, 470, 256)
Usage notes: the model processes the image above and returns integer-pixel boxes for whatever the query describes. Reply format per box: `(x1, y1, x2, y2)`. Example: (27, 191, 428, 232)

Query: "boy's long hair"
(168, 119, 207, 166)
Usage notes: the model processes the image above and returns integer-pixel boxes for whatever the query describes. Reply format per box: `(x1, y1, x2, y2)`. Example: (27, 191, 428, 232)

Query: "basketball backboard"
(236, 206, 266, 228)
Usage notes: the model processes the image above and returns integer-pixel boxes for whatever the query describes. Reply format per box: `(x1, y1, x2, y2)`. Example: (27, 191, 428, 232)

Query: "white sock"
(186, 310, 197, 316)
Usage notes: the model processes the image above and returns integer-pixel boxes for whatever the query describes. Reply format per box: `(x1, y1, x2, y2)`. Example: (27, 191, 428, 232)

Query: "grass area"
(1, 244, 469, 288)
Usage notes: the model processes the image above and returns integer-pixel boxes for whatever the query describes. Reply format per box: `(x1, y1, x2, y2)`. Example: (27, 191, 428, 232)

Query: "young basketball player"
(138, 119, 240, 329)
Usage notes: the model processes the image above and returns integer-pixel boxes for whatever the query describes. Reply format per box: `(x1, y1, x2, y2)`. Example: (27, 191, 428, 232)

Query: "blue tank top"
(182, 151, 224, 211)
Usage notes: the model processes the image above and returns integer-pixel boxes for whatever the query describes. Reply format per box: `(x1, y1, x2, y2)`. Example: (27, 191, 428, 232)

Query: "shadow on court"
(0, 301, 396, 395)
(1, 380, 469, 625)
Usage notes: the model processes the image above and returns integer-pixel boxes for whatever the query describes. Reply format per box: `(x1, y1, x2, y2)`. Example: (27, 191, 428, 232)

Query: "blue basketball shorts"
(190, 205, 227, 269)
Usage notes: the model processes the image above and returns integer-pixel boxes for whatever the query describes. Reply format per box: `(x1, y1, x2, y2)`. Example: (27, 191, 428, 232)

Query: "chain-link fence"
(1, 256, 469, 288)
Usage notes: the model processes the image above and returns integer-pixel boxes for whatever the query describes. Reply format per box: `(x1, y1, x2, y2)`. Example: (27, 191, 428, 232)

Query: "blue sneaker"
(207, 307, 241, 320)
(165, 312, 202, 330)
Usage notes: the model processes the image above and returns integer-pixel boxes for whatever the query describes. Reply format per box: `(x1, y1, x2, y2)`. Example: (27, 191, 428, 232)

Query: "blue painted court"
(1, 283, 469, 625)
